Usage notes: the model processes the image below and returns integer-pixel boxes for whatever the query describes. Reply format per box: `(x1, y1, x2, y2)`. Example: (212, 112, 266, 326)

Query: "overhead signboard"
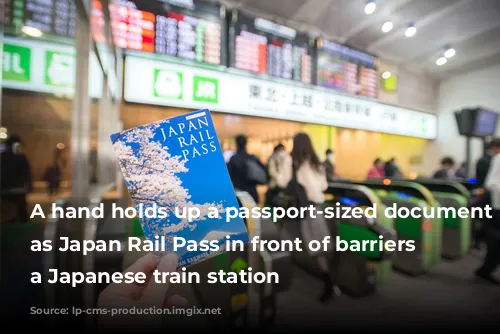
(124, 56, 437, 139)
(2, 37, 103, 98)
(229, 10, 313, 84)
(91, 0, 226, 66)
(317, 38, 378, 99)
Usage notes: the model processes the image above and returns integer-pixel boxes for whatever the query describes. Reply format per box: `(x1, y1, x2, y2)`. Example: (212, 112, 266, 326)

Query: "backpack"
(246, 156, 267, 185)
(279, 163, 311, 212)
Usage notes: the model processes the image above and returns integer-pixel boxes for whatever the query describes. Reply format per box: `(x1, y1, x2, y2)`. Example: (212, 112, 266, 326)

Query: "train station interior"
(1, 0, 500, 331)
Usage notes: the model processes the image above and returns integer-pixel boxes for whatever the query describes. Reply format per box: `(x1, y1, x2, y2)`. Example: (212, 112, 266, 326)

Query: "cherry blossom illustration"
(112, 120, 226, 244)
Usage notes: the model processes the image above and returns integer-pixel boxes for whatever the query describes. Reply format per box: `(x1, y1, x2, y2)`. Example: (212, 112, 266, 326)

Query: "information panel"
(5, 0, 77, 38)
(91, 0, 225, 65)
(317, 39, 378, 99)
(229, 11, 313, 84)
(124, 56, 437, 139)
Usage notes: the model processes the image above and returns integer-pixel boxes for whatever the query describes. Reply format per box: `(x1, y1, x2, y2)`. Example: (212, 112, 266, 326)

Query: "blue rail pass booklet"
(110, 109, 248, 267)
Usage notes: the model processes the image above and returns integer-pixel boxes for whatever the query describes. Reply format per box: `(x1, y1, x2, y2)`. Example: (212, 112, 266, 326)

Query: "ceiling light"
(444, 48, 455, 58)
(365, 1, 376, 15)
(405, 24, 416, 37)
(382, 71, 391, 79)
(22, 26, 43, 37)
(436, 57, 447, 66)
(382, 21, 393, 33)
(56, 143, 66, 150)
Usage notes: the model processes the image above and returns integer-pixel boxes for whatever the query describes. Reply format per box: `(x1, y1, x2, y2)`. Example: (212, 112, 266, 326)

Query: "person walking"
(0, 135, 33, 223)
(227, 135, 267, 204)
(275, 132, 340, 302)
(475, 138, 500, 285)
(265, 143, 288, 206)
(476, 142, 495, 187)
(433, 157, 455, 179)
(323, 149, 336, 182)
(472, 142, 496, 249)
(367, 158, 385, 179)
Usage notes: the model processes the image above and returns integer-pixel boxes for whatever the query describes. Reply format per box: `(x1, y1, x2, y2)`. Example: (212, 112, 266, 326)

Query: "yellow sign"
(382, 74, 398, 92)
(231, 293, 248, 310)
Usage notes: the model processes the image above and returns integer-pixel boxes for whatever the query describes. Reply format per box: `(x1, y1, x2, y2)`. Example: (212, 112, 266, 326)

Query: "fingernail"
(158, 253, 178, 271)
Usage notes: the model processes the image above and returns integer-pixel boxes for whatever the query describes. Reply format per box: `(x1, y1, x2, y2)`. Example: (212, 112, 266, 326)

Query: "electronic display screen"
(6, 0, 225, 66)
(5, 0, 77, 38)
(474, 109, 499, 136)
(229, 11, 313, 84)
(317, 39, 378, 98)
(101, 0, 225, 65)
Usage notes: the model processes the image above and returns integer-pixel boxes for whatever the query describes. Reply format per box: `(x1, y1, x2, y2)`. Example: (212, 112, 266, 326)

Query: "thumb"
(139, 253, 178, 307)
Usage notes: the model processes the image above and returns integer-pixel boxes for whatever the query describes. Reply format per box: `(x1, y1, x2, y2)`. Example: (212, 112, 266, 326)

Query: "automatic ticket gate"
(416, 178, 471, 259)
(280, 183, 396, 297)
(189, 191, 292, 330)
(345, 179, 442, 275)
(327, 183, 397, 295)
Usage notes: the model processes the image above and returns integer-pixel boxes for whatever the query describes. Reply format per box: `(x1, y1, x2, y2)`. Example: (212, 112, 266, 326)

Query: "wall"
(335, 128, 427, 180)
(301, 124, 336, 162)
(378, 61, 439, 114)
(397, 67, 439, 114)
(1, 93, 100, 181)
(424, 64, 500, 176)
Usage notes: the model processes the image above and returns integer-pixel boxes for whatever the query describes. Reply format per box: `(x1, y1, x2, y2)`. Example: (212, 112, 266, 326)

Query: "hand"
(98, 253, 187, 329)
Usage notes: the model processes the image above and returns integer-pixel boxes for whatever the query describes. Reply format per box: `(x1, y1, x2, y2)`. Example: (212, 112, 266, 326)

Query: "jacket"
(275, 155, 328, 204)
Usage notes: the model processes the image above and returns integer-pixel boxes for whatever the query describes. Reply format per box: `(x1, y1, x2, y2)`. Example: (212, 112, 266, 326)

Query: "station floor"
(160, 248, 500, 330)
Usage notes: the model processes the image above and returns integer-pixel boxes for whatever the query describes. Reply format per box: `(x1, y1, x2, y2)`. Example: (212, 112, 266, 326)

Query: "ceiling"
(209, 0, 500, 80)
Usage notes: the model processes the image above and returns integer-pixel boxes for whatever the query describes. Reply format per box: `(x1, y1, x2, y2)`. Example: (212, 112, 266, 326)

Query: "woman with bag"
(265, 144, 289, 207)
(275, 133, 339, 302)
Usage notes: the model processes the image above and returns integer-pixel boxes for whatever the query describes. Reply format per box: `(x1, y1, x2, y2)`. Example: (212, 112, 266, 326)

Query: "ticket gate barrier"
(326, 184, 397, 288)
(280, 183, 396, 297)
(189, 191, 292, 330)
(415, 179, 471, 259)
(341, 179, 443, 275)
(373, 190, 434, 275)
(457, 180, 480, 191)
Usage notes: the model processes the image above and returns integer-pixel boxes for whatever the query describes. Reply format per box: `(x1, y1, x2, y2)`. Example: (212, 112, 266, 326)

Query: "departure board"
(317, 39, 378, 99)
(474, 109, 499, 137)
(5, 0, 76, 38)
(229, 11, 313, 84)
(91, 0, 225, 65)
